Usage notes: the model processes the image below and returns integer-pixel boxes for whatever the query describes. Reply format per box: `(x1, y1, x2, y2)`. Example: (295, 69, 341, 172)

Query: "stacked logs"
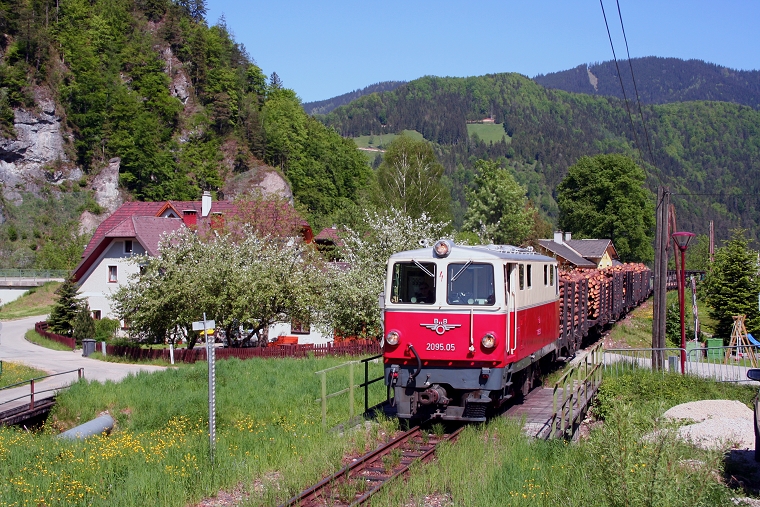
(559, 263, 649, 320)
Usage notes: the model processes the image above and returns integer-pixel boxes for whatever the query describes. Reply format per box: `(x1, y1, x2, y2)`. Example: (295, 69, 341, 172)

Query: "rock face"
(92, 157, 123, 214)
(79, 157, 124, 235)
(0, 99, 80, 205)
(161, 46, 190, 105)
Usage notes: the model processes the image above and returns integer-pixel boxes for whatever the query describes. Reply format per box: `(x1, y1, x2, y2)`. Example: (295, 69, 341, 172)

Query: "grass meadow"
(0, 355, 390, 507)
(352, 129, 424, 149)
(0, 361, 48, 389)
(2, 334, 757, 505)
(466, 122, 510, 144)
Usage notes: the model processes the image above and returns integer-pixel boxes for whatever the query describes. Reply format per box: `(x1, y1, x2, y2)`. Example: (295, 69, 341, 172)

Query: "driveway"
(0, 315, 165, 411)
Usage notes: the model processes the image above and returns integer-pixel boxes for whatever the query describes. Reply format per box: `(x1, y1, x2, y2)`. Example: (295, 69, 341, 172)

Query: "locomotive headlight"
(386, 330, 400, 346)
(433, 239, 452, 257)
(481, 332, 496, 349)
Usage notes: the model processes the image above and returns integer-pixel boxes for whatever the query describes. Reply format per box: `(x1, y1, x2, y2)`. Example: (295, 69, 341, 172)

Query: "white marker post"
(192, 314, 216, 464)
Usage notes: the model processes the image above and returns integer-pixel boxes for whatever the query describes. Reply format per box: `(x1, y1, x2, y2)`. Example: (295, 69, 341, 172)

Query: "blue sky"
(206, 0, 760, 104)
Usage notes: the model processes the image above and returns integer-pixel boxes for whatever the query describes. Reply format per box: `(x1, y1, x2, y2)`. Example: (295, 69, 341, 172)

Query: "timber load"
(558, 263, 652, 355)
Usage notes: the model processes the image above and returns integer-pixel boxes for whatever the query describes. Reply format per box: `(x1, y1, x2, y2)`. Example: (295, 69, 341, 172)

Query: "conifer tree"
(48, 278, 81, 337)
(702, 229, 760, 340)
(72, 301, 96, 346)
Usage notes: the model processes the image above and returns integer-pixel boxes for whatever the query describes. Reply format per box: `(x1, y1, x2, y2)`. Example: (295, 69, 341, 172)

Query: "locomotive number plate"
(426, 342, 456, 351)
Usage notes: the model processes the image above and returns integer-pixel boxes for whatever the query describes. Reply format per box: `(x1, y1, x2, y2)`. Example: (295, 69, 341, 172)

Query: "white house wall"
(78, 240, 146, 321)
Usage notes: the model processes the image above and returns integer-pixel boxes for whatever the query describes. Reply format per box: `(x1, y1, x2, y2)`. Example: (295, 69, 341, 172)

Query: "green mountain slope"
(320, 73, 760, 241)
(534, 57, 760, 109)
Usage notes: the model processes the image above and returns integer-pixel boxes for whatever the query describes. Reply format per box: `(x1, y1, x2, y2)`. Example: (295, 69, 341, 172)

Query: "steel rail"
(281, 424, 464, 506)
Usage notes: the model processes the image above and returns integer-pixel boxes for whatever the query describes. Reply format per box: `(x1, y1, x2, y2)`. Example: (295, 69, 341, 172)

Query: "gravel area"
(663, 400, 755, 451)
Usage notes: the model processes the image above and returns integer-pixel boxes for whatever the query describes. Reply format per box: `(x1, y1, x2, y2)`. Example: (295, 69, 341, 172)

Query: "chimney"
(565, 232, 572, 241)
(554, 231, 563, 244)
(182, 209, 197, 226)
(201, 191, 212, 217)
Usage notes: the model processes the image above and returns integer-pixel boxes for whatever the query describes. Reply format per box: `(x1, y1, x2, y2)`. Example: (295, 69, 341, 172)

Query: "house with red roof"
(73, 192, 327, 344)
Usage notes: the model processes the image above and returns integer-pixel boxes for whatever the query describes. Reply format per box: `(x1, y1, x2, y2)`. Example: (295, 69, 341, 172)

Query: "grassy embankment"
(24, 329, 73, 352)
(0, 361, 48, 389)
(0, 355, 390, 506)
(371, 368, 755, 507)
(0, 281, 61, 320)
(1, 350, 757, 506)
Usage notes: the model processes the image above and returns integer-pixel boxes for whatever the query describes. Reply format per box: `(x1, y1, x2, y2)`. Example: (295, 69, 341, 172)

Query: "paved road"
(0, 315, 165, 411)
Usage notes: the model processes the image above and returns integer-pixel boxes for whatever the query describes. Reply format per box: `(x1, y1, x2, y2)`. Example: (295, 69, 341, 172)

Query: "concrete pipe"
(57, 414, 114, 441)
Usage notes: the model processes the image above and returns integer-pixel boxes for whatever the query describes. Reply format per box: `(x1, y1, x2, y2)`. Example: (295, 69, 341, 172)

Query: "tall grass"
(371, 368, 746, 507)
(0, 355, 389, 507)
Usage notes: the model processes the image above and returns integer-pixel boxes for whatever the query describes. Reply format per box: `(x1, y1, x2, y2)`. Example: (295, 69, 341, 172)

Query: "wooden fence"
(35, 322, 75, 349)
(34, 322, 381, 363)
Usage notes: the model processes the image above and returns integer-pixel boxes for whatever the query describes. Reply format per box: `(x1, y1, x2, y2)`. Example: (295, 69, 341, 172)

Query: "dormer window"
(124, 240, 133, 254)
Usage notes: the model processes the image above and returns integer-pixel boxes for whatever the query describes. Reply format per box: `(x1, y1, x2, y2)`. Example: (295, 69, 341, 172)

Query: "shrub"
(95, 318, 120, 341)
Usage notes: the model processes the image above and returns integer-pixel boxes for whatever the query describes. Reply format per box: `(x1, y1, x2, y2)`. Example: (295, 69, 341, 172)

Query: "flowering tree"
(111, 228, 324, 347)
(321, 208, 449, 339)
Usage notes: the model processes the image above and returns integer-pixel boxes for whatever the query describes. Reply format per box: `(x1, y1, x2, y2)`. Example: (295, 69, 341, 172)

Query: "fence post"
(364, 360, 370, 413)
(320, 371, 327, 427)
(349, 361, 355, 420)
(30, 379, 35, 410)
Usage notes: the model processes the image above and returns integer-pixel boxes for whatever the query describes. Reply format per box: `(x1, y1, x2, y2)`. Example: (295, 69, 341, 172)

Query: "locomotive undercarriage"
(389, 367, 502, 422)
(386, 342, 562, 422)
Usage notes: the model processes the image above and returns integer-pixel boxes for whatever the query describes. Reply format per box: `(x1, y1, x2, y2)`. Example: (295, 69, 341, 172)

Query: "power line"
(598, 0, 644, 165)
(615, 0, 657, 168)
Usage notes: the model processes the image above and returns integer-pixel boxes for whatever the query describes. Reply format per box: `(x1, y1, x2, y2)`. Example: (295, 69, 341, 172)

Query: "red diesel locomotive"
(381, 239, 651, 422)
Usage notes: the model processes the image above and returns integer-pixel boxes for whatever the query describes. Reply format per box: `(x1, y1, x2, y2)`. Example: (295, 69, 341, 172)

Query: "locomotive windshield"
(390, 262, 436, 304)
(447, 263, 495, 305)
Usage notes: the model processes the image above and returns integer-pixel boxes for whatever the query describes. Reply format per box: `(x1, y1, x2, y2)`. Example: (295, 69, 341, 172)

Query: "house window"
(124, 240, 133, 254)
(108, 265, 118, 283)
(291, 318, 310, 335)
(92, 310, 102, 320)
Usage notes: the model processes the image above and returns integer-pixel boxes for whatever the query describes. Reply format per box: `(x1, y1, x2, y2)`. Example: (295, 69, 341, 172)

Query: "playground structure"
(724, 315, 758, 367)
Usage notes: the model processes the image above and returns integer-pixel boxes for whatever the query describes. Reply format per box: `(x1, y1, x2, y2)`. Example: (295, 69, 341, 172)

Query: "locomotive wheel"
(519, 365, 539, 397)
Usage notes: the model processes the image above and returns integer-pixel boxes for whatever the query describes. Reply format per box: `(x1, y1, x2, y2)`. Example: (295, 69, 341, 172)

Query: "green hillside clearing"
(466, 123, 510, 144)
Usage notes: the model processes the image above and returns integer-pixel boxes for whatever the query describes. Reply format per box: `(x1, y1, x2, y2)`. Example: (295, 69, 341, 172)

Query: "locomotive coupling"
(418, 385, 450, 406)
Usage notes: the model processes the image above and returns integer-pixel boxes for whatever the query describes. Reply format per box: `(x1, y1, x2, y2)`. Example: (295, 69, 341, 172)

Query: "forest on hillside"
(533, 57, 760, 109)
(302, 81, 406, 115)
(319, 72, 760, 241)
(0, 0, 372, 268)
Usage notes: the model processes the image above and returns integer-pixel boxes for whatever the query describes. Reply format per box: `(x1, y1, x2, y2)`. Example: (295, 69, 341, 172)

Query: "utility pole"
(652, 187, 670, 369)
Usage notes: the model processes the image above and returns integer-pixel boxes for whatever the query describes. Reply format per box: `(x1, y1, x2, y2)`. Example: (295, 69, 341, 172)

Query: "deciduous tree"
(322, 208, 449, 338)
(111, 227, 324, 348)
(557, 154, 655, 262)
(376, 135, 450, 221)
(462, 160, 533, 246)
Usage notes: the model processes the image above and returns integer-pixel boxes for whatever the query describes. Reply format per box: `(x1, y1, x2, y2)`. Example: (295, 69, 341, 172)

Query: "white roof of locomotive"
(388, 242, 557, 263)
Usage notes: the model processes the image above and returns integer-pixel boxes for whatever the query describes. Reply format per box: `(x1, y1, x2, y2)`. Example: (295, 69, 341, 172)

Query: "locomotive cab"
(383, 240, 560, 422)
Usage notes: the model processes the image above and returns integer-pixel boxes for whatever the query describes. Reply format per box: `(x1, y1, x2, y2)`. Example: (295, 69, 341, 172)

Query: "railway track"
(281, 424, 464, 507)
